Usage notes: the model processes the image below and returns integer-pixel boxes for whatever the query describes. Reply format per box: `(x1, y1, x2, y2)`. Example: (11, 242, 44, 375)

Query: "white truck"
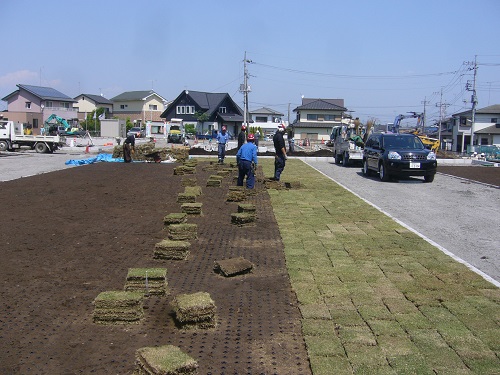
(0, 120, 64, 153)
(329, 125, 365, 166)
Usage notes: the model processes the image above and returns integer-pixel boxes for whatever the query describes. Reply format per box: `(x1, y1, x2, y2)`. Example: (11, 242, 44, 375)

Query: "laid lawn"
(260, 158, 499, 375)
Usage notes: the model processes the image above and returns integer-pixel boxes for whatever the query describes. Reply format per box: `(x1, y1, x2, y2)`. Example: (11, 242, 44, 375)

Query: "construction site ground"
(0, 156, 498, 374)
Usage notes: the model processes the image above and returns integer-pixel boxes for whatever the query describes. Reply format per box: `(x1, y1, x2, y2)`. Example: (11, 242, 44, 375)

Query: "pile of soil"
(437, 165, 500, 187)
(0, 162, 310, 374)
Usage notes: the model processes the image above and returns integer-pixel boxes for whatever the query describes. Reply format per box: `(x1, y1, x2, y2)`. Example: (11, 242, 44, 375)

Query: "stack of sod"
(134, 345, 198, 375)
(177, 192, 196, 204)
(214, 257, 254, 277)
(173, 166, 196, 175)
(93, 291, 144, 324)
(170, 292, 217, 330)
(169, 147, 190, 163)
(168, 223, 198, 241)
(216, 169, 231, 177)
(181, 203, 202, 215)
(238, 203, 256, 215)
(183, 160, 198, 168)
(184, 186, 202, 197)
(231, 212, 255, 226)
(163, 213, 188, 227)
(154, 239, 191, 260)
(181, 177, 197, 187)
(125, 268, 168, 296)
(226, 190, 246, 202)
(206, 178, 221, 187)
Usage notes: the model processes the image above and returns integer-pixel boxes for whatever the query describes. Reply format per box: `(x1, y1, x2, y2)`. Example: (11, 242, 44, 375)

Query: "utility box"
(100, 119, 126, 138)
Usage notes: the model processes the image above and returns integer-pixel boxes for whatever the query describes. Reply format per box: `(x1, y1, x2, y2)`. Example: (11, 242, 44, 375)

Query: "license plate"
(410, 162, 420, 169)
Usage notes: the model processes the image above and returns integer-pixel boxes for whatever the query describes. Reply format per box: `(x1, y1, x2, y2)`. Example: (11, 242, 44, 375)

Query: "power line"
(253, 62, 458, 80)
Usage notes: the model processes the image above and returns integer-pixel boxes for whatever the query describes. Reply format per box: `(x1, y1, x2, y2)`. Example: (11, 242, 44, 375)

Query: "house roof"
(452, 104, 500, 117)
(249, 107, 284, 116)
(2, 84, 75, 102)
(110, 90, 167, 102)
(75, 94, 113, 105)
(162, 90, 243, 119)
(294, 98, 346, 112)
(475, 124, 500, 135)
(187, 91, 239, 116)
(217, 113, 244, 122)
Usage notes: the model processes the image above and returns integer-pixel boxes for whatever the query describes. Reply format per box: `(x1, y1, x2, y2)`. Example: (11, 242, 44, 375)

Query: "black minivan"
(362, 133, 437, 182)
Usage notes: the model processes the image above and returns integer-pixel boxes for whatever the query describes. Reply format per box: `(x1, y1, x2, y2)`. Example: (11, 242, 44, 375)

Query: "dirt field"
(0, 156, 497, 374)
(0, 161, 310, 374)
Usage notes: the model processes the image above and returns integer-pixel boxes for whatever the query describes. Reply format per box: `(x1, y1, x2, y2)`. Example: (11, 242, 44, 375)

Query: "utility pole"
(240, 52, 252, 131)
(468, 56, 478, 152)
(435, 88, 450, 151)
(421, 97, 430, 133)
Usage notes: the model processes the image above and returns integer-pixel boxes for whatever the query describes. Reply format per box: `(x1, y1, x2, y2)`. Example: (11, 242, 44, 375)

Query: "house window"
(61, 102, 70, 109)
(307, 114, 317, 121)
(255, 116, 267, 123)
(481, 138, 488, 145)
(46, 101, 53, 107)
(120, 104, 128, 109)
(460, 116, 468, 126)
(219, 107, 227, 113)
(491, 118, 498, 123)
(33, 119, 38, 128)
(149, 104, 158, 111)
(25, 102, 31, 109)
(176, 105, 195, 114)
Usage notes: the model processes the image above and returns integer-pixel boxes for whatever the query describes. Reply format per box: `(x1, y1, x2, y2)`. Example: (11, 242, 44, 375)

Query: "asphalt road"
(305, 160, 500, 285)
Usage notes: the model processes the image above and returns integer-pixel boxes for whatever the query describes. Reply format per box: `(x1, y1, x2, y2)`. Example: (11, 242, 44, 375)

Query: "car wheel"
(424, 174, 435, 183)
(0, 140, 9, 152)
(35, 142, 48, 153)
(379, 162, 390, 182)
(362, 159, 372, 176)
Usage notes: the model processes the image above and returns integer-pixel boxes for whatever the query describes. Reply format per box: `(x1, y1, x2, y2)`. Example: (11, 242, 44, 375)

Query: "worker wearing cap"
(216, 125, 229, 163)
(236, 133, 258, 189)
(272, 124, 287, 181)
(237, 124, 247, 151)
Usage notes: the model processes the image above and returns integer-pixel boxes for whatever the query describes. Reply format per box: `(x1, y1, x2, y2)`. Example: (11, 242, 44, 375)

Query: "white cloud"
(0, 70, 38, 88)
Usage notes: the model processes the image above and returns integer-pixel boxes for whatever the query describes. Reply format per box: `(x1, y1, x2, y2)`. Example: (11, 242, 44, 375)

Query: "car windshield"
(382, 136, 424, 149)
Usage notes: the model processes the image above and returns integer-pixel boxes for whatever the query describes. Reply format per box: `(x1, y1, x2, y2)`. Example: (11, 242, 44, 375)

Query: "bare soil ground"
(0, 161, 310, 374)
(437, 165, 500, 187)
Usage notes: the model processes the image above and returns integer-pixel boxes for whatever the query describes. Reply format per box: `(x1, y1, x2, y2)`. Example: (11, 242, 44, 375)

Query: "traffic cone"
(85, 143, 90, 153)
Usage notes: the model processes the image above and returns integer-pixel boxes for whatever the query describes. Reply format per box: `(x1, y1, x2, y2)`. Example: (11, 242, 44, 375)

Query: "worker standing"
(237, 124, 247, 150)
(272, 124, 287, 181)
(123, 134, 135, 163)
(216, 125, 229, 163)
(236, 133, 258, 189)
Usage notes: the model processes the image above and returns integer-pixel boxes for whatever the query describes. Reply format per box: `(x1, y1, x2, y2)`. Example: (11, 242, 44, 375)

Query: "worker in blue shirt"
(216, 125, 229, 163)
(236, 133, 258, 189)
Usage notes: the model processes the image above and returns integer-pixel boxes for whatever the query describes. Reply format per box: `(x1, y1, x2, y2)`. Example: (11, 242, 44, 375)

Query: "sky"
(1, 0, 499, 126)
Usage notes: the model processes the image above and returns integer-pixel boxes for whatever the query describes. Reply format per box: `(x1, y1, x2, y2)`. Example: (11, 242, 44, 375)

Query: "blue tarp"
(65, 153, 124, 165)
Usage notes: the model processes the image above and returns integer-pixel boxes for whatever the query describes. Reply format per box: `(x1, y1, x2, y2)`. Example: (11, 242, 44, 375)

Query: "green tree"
(193, 111, 209, 134)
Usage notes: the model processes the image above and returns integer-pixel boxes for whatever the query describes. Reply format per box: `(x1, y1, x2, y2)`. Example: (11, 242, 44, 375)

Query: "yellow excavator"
(392, 112, 440, 153)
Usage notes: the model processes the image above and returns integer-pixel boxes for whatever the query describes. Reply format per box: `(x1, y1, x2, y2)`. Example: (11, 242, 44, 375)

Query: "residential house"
(248, 107, 286, 136)
(110, 90, 168, 134)
(450, 104, 500, 152)
(291, 98, 347, 142)
(160, 90, 244, 138)
(1, 84, 77, 135)
(73, 94, 113, 121)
